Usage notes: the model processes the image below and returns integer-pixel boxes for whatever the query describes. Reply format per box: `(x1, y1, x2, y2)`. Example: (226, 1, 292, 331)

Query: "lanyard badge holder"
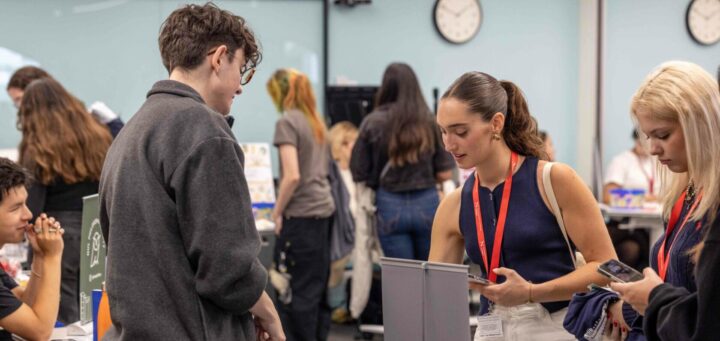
(658, 190, 702, 281)
(473, 152, 518, 339)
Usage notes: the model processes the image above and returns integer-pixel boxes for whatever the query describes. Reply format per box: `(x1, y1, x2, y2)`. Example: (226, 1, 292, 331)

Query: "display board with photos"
(239, 143, 276, 224)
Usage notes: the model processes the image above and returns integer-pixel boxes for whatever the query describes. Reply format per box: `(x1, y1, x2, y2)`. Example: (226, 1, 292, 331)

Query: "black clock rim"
(686, 0, 720, 46)
(432, 0, 483, 45)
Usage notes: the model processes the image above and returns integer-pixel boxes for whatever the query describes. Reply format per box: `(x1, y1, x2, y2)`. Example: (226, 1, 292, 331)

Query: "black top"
(349, 109, 455, 192)
(26, 178, 98, 217)
(0, 268, 22, 341)
(644, 208, 720, 340)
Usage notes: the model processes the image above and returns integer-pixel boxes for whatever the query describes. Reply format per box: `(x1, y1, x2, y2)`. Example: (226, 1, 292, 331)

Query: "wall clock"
(433, 0, 482, 44)
(686, 0, 720, 45)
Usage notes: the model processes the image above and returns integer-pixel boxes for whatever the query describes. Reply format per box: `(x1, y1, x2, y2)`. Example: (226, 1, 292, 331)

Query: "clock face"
(434, 0, 482, 44)
(686, 0, 720, 45)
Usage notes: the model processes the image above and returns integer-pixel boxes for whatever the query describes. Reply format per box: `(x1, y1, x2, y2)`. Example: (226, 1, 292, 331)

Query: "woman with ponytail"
(268, 68, 335, 340)
(429, 71, 616, 340)
(350, 62, 455, 261)
(610, 61, 720, 341)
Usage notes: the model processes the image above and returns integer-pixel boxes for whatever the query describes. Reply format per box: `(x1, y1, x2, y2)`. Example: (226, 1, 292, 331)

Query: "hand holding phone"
(597, 259, 644, 283)
(587, 283, 618, 294)
(468, 273, 491, 285)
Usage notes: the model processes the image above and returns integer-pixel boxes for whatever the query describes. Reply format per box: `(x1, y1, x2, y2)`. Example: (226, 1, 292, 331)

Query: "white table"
(48, 321, 93, 341)
(599, 203, 664, 245)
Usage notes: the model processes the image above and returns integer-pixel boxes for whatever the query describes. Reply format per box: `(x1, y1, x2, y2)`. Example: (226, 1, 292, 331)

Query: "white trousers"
(474, 303, 575, 341)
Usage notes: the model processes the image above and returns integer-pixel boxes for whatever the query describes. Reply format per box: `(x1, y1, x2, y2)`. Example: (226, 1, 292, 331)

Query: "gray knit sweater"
(99, 80, 267, 340)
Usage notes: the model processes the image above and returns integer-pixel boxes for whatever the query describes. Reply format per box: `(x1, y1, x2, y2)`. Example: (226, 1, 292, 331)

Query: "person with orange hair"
(268, 68, 335, 341)
(17, 77, 113, 324)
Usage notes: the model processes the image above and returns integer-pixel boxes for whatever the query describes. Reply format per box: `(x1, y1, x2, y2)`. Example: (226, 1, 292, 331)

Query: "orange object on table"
(97, 290, 112, 339)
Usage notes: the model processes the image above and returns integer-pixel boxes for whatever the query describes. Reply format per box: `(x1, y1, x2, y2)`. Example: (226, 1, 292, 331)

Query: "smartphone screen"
(597, 259, 644, 283)
(468, 274, 490, 285)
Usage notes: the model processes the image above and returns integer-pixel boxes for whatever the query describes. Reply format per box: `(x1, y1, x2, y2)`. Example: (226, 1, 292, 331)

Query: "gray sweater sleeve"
(170, 137, 267, 314)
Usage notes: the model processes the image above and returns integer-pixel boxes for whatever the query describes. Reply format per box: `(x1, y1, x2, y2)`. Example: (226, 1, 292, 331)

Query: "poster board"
(79, 194, 107, 323)
(239, 143, 275, 224)
(381, 257, 471, 341)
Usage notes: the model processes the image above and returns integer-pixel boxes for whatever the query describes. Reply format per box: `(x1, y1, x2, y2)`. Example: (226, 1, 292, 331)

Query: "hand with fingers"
(26, 213, 65, 259)
(603, 300, 629, 340)
(474, 267, 533, 307)
(610, 268, 663, 316)
(272, 212, 283, 236)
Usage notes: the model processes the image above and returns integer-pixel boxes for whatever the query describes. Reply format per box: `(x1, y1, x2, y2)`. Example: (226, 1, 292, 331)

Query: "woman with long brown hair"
(18, 77, 112, 324)
(350, 62, 455, 261)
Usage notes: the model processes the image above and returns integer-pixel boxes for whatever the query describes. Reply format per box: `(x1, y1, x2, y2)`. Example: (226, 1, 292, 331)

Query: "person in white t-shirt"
(603, 130, 658, 270)
(603, 129, 659, 203)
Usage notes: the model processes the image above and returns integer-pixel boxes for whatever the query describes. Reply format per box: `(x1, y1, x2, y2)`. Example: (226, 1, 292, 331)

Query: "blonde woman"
(326, 122, 358, 323)
(612, 61, 720, 340)
(268, 69, 335, 340)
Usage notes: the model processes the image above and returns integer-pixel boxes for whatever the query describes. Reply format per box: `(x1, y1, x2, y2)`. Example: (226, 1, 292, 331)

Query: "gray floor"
(328, 322, 383, 341)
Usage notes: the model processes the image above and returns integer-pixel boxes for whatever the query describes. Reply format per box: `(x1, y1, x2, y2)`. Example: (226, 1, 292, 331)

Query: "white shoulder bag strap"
(542, 162, 579, 268)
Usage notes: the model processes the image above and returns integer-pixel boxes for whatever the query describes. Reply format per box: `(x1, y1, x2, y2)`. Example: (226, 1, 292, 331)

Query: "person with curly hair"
(98, 3, 283, 340)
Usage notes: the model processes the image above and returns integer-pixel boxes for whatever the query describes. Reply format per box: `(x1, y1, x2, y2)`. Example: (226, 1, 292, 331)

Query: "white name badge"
(476, 314, 503, 338)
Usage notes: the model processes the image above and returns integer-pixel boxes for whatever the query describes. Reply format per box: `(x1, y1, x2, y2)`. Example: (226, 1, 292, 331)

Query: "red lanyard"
(636, 155, 654, 194)
(472, 152, 518, 283)
(657, 191, 702, 281)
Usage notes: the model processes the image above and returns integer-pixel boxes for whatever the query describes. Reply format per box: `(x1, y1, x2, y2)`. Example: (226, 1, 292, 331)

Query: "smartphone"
(587, 283, 617, 294)
(468, 273, 491, 285)
(597, 259, 644, 283)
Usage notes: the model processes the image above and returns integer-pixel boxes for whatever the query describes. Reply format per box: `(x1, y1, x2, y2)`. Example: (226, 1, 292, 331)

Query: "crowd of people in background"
(0, 3, 718, 341)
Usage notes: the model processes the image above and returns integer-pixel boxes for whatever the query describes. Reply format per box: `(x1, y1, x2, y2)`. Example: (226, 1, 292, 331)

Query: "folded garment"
(564, 288, 647, 341)
(564, 288, 619, 341)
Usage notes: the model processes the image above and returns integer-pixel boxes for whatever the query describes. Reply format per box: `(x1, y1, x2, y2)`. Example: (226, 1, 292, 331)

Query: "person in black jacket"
(611, 61, 720, 340)
(350, 63, 454, 261)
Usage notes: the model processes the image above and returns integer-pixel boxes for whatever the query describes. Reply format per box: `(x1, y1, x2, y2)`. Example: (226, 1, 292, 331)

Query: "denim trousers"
(375, 187, 440, 261)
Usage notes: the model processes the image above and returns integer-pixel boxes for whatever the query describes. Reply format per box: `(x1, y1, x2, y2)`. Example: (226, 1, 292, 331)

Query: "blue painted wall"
(7, 1, 715, 176)
(330, 0, 580, 165)
(0, 0, 580, 174)
(603, 0, 720, 169)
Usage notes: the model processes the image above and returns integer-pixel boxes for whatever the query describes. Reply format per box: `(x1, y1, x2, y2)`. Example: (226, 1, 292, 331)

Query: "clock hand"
(441, 3, 460, 16)
(708, 8, 720, 19)
(692, 6, 711, 20)
(457, 4, 474, 16)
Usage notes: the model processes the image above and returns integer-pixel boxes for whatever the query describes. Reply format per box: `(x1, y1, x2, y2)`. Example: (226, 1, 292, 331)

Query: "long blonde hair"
(631, 61, 720, 225)
(267, 68, 326, 144)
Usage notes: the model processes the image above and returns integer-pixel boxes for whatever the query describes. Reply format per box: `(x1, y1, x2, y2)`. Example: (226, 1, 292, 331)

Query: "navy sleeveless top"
(460, 157, 576, 314)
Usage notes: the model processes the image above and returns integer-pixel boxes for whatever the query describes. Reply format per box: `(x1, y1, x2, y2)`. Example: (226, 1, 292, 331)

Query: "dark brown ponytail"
(442, 72, 547, 159)
(498, 80, 546, 159)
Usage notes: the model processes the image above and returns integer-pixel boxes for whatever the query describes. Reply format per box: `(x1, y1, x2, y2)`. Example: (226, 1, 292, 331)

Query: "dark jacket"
(99, 80, 267, 340)
(643, 209, 720, 340)
(328, 157, 354, 262)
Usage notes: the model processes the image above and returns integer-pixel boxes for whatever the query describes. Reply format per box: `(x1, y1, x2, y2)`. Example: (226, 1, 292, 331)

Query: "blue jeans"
(375, 187, 440, 261)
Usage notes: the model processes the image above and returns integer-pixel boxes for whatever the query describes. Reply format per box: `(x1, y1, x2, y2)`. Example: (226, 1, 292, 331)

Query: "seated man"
(0, 157, 64, 341)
